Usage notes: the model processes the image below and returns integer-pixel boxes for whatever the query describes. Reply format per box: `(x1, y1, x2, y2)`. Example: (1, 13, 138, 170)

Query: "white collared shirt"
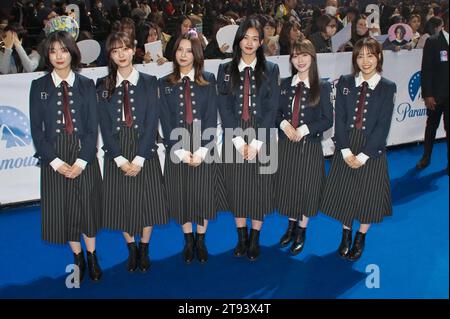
(233, 58, 264, 152)
(355, 71, 381, 90)
(49, 70, 88, 171)
(51, 70, 75, 88)
(442, 30, 449, 45)
(180, 68, 195, 82)
(279, 74, 310, 138)
(116, 67, 139, 87)
(340, 72, 381, 165)
(238, 58, 257, 72)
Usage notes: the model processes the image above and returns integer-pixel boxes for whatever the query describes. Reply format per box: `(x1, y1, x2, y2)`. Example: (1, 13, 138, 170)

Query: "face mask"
(325, 6, 337, 16)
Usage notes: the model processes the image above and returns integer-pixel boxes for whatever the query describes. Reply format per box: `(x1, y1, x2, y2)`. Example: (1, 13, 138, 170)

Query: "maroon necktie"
(355, 81, 368, 129)
(291, 81, 304, 129)
(61, 81, 74, 134)
(242, 67, 250, 122)
(123, 80, 133, 127)
(183, 77, 193, 125)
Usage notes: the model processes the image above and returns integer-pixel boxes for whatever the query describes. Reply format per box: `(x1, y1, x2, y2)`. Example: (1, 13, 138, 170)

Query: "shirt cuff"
(297, 124, 310, 137)
(114, 156, 128, 168)
(50, 157, 65, 172)
(174, 149, 190, 162)
(194, 147, 208, 160)
(249, 139, 264, 151)
(74, 158, 87, 170)
(232, 136, 246, 151)
(132, 156, 145, 167)
(341, 148, 353, 159)
(280, 119, 290, 131)
(356, 152, 369, 165)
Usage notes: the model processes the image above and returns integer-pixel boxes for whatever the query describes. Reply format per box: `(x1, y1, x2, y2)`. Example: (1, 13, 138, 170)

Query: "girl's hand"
(144, 52, 152, 63)
(125, 163, 142, 176)
(65, 164, 83, 179)
(156, 54, 167, 65)
(57, 163, 72, 176)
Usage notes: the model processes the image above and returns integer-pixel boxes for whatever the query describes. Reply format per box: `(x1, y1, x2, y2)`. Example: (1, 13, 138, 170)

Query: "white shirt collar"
(51, 70, 75, 87)
(116, 67, 139, 87)
(180, 68, 195, 82)
(355, 72, 381, 90)
(238, 58, 257, 72)
(291, 74, 310, 88)
(442, 30, 449, 45)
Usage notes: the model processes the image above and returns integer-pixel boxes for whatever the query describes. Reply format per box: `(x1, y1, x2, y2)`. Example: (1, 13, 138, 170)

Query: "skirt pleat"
(320, 129, 392, 226)
(41, 131, 102, 244)
(102, 126, 168, 236)
(275, 137, 325, 220)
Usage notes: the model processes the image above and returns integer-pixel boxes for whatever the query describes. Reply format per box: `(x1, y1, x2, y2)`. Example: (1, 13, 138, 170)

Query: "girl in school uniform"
(159, 31, 218, 264)
(29, 31, 102, 283)
(97, 31, 168, 273)
(320, 37, 397, 261)
(275, 39, 333, 255)
(217, 18, 280, 261)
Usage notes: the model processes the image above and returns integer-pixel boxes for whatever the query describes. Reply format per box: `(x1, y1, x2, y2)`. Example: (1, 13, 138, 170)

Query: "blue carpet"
(0, 142, 448, 299)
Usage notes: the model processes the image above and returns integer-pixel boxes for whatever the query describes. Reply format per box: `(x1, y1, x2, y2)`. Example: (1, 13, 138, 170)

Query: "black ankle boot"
(73, 251, 86, 283)
(233, 226, 248, 257)
(138, 242, 150, 272)
(247, 229, 260, 261)
(183, 233, 195, 264)
(195, 233, 208, 264)
(290, 226, 306, 255)
(347, 231, 366, 261)
(86, 250, 102, 282)
(279, 220, 297, 247)
(338, 228, 353, 258)
(126, 242, 139, 272)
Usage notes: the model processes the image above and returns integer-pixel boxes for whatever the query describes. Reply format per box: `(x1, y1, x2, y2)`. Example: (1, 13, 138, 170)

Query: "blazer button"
(179, 94, 183, 98)
(151, 148, 155, 152)
(117, 100, 122, 104)
(58, 110, 62, 115)
(130, 98, 134, 103)
(117, 108, 121, 113)
(253, 110, 257, 114)
(130, 90, 134, 94)
(193, 110, 197, 114)
(57, 92, 62, 96)
(132, 107, 135, 111)
(179, 120, 183, 123)
(362, 126, 366, 130)
(134, 124, 138, 129)
(378, 150, 382, 154)
(68, 92, 73, 96)
(57, 101, 62, 105)
(364, 109, 367, 113)
(118, 91, 122, 95)
(117, 118, 121, 122)
(71, 109, 76, 113)
(56, 129, 61, 133)
(192, 101, 196, 105)
(72, 118, 76, 123)
(74, 127, 78, 132)
(57, 120, 61, 124)
(300, 113, 304, 117)
(180, 111, 183, 115)
(350, 124, 354, 128)
(132, 116, 136, 120)
(300, 120, 304, 124)
(238, 110, 242, 114)
(353, 116, 356, 120)
(180, 102, 184, 106)
(301, 105, 305, 109)
(116, 127, 120, 131)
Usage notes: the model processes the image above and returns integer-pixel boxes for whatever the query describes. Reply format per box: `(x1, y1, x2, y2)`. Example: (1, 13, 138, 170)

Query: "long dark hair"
(105, 31, 135, 98)
(229, 18, 266, 92)
(290, 39, 320, 107)
(279, 20, 302, 55)
(42, 31, 81, 72)
(166, 32, 208, 86)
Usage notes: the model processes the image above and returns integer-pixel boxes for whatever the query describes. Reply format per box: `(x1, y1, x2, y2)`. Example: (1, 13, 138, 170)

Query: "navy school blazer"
(216, 60, 280, 144)
(334, 74, 397, 158)
(158, 71, 218, 153)
(277, 78, 333, 142)
(96, 72, 159, 159)
(29, 72, 98, 164)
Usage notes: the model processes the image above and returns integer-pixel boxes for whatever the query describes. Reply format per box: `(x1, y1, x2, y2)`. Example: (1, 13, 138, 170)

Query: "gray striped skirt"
(40, 131, 102, 244)
(320, 129, 392, 226)
(220, 117, 275, 221)
(275, 137, 325, 220)
(102, 126, 168, 236)
(164, 123, 219, 226)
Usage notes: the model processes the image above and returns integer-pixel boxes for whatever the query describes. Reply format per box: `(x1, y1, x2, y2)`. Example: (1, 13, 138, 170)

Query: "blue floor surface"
(0, 142, 448, 298)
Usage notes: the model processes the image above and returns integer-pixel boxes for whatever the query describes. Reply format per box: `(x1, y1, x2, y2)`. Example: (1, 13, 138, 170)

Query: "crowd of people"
(0, 0, 449, 74)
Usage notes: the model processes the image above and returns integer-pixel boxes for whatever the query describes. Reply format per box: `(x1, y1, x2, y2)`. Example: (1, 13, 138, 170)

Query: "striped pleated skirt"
(275, 137, 326, 220)
(102, 126, 168, 236)
(40, 131, 102, 244)
(164, 123, 219, 226)
(320, 129, 392, 226)
(220, 117, 275, 221)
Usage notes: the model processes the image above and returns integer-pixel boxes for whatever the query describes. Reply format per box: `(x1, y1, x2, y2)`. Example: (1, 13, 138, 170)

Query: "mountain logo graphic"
(0, 106, 32, 149)
(408, 71, 421, 102)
